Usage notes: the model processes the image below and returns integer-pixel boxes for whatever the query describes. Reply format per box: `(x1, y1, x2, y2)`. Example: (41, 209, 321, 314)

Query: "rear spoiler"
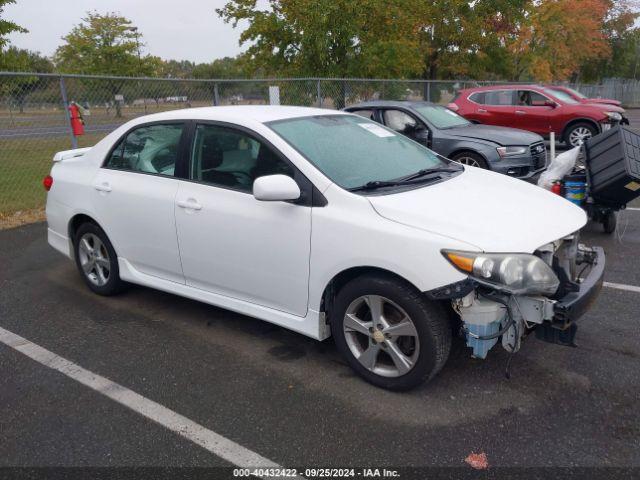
(53, 147, 92, 162)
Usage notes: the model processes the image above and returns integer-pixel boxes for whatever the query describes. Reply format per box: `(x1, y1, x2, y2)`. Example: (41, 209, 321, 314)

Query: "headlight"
(605, 111, 622, 122)
(442, 250, 559, 295)
(496, 146, 528, 158)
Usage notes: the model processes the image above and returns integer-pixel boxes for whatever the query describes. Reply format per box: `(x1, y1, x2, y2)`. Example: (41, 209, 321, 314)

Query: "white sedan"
(45, 106, 604, 390)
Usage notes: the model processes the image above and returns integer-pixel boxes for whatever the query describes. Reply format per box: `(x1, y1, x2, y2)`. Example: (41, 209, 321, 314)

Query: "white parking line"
(0, 326, 287, 474)
(627, 208, 640, 211)
(603, 281, 640, 293)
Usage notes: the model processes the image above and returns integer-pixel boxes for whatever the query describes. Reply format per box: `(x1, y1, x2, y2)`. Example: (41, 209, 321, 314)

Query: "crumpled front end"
(447, 234, 605, 359)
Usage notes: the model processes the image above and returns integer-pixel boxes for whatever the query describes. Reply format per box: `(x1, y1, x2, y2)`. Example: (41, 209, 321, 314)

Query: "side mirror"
(545, 100, 557, 108)
(253, 174, 301, 202)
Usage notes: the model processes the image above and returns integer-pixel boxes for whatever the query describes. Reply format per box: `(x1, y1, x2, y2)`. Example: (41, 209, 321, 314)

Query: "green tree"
(578, 0, 640, 81)
(0, 47, 54, 113)
(0, 0, 26, 50)
(54, 12, 156, 116)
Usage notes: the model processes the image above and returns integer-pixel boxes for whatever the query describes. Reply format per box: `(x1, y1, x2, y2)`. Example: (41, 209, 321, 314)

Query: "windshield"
(564, 87, 587, 99)
(268, 115, 448, 190)
(543, 88, 579, 104)
(413, 104, 471, 129)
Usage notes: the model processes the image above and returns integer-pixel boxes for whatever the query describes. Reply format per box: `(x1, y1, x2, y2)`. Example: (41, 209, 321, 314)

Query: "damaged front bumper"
(444, 243, 605, 359)
(536, 246, 605, 347)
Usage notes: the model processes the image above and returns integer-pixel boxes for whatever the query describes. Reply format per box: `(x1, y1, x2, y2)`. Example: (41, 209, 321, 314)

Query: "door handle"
(177, 198, 202, 211)
(515, 110, 526, 115)
(478, 109, 487, 113)
(93, 182, 112, 193)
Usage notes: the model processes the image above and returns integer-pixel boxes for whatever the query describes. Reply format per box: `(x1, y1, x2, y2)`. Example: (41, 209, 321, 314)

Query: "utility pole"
(130, 26, 146, 114)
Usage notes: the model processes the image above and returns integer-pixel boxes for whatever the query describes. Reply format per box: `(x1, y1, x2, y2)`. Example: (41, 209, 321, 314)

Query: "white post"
(549, 132, 556, 165)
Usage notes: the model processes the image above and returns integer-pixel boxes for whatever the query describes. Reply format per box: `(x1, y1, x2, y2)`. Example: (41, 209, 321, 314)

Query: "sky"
(4, 0, 247, 63)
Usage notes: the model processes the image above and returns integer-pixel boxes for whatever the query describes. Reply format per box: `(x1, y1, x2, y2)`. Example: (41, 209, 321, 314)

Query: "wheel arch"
(319, 266, 422, 321)
(561, 118, 600, 140)
(67, 214, 113, 255)
(448, 149, 489, 167)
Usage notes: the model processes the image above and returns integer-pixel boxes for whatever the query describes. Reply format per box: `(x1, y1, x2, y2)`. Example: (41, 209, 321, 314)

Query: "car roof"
(345, 100, 439, 110)
(125, 105, 346, 124)
(461, 84, 542, 93)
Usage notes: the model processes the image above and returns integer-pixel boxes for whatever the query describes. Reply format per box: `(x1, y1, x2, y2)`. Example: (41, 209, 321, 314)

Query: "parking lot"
(1, 196, 639, 475)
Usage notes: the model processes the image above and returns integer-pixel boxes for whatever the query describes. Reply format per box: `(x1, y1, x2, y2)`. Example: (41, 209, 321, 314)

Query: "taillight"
(43, 175, 53, 191)
(551, 182, 562, 195)
(447, 102, 459, 112)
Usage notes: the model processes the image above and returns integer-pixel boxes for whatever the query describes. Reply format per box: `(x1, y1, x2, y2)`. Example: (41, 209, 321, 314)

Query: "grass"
(0, 133, 106, 217)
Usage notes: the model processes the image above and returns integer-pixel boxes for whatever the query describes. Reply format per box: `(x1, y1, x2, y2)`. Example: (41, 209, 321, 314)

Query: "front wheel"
(451, 151, 488, 169)
(330, 275, 451, 390)
(565, 122, 597, 147)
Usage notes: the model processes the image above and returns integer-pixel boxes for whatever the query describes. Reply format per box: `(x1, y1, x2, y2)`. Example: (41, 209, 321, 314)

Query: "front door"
(91, 122, 186, 284)
(381, 109, 431, 147)
(174, 123, 312, 316)
(512, 90, 554, 134)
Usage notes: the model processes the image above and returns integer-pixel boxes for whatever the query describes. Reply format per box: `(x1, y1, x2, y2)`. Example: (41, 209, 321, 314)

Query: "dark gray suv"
(344, 101, 546, 178)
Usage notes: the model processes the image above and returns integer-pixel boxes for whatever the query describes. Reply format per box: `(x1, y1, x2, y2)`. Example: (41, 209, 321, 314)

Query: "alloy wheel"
(78, 233, 111, 286)
(569, 127, 593, 147)
(454, 156, 481, 167)
(343, 295, 420, 378)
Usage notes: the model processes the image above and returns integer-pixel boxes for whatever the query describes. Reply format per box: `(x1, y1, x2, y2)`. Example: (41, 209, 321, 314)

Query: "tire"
(602, 211, 617, 234)
(73, 222, 126, 296)
(564, 122, 598, 147)
(330, 274, 451, 390)
(451, 151, 489, 169)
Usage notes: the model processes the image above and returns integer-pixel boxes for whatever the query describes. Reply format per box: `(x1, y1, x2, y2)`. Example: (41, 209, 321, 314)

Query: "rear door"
(174, 122, 312, 316)
(91, 122, 186, 284)
(469, 90, 516, 126)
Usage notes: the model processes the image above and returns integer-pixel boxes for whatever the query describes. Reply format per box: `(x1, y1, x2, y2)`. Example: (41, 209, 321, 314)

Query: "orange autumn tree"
(509, 0, 611, 81)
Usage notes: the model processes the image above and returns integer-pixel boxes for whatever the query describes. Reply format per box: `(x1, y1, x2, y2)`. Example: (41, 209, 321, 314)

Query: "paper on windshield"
(358, 123, 396, 138)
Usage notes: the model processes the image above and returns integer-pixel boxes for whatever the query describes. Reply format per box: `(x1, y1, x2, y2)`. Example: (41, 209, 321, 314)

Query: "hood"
(368, 167, 587, 253)
(583, 102, 625, 113)
(584, 98, 622, 107)
(443, 124, 543, 146)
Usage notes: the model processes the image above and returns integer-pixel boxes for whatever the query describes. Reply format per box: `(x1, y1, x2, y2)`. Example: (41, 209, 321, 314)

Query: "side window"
(468, 92, 485, 104)
(190, 124, 294, 192)
(106, 124, 183, 177)
(517, 90, 549, 106)
(351, 109, 375, 120)
(383, 109, 418, 133)
(484, 90, 514, 106)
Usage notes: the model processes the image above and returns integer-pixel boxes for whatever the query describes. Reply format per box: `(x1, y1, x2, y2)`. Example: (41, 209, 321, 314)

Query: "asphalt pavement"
(0, 202, 639, 476)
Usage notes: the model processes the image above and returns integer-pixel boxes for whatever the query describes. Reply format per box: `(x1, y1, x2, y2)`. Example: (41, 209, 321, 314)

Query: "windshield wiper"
(398, 166, 462, 182)
(349, 180, 403, 192)
(349, 167, 461, 192)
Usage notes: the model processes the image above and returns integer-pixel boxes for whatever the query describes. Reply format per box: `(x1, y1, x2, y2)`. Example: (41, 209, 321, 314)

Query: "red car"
(449, 85, 628, 147)
(545, 85, 622, 107)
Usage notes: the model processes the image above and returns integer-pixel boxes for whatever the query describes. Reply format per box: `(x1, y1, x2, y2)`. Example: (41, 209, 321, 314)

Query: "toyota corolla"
(45, 106, 605, 390)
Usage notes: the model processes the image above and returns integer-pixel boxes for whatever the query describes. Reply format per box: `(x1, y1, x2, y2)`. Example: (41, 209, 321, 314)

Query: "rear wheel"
(565, 122, 597, 147)
(451, 151, 488, 169)
(331, 275, 451, 390)
(73, 223, 126, 296)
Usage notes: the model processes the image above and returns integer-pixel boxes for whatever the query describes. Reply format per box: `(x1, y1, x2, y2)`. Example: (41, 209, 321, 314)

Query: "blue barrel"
(564, 181, 587, 206)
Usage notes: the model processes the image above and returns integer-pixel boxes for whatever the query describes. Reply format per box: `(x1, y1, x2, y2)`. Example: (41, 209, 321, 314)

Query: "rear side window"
(106, 124, 183, 177)
(468, 92, 485, 104)
(484, 90, 514, 106)
(190, 124, 294, 192)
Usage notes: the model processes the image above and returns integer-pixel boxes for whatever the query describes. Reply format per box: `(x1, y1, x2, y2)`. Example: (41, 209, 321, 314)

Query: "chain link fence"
(0, 72, 636, 224)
